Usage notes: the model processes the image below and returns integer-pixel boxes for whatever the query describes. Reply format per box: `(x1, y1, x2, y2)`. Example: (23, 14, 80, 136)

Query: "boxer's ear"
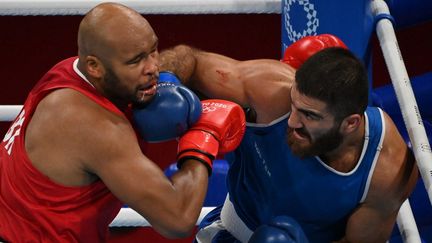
(340, 114, 362, 135)
(84, 55, 105, 79)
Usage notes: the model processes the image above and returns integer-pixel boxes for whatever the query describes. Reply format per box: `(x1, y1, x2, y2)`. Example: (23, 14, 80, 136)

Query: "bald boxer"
(159, 37, 418, 242)
(0, 3, 245, 242)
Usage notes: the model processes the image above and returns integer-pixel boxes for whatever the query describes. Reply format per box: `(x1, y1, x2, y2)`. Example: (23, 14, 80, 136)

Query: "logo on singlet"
(3, 109, 25, 155)
(254, 142, 272, 177)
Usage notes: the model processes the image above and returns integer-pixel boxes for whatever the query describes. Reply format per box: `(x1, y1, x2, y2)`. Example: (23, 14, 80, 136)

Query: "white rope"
(372, 1, 430, 242)
(109, 206, 215, 227)
(0, 105, 23, 122)
(396, 200, 422, 243)
(0, 0, 281, 15)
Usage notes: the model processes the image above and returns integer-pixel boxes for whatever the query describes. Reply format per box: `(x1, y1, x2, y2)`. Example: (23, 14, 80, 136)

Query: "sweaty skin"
(24, 4, 209, 238)
(159, 45, 418, 242)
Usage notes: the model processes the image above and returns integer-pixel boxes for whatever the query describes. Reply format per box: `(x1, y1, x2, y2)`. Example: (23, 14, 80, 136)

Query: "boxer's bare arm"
(160, 45, 295, 123)
(26, 89, 208, 238)
(337, 113, 418, 242)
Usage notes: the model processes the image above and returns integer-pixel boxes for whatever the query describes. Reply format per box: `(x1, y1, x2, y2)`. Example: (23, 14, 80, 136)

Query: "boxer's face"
(101, 26, 160, 106)
(287, 85, 343, 158)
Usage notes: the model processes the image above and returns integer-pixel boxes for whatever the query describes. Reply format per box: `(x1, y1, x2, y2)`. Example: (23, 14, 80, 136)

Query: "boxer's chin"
(133, 93, 155, 108)
(287, 128, 313, 158)
(287, 125, 344, 158)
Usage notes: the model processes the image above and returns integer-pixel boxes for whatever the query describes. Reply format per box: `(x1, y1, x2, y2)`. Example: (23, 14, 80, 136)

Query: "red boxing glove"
(281, 34, 347, 69)
(177, 99, 246, 175)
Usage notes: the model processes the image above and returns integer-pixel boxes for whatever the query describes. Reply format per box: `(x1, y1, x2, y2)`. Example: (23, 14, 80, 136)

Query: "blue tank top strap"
(359, 106, 386, 202)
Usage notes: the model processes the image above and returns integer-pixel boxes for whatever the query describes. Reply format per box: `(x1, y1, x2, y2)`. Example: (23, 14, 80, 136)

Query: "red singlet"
(0, 57, 124, 242)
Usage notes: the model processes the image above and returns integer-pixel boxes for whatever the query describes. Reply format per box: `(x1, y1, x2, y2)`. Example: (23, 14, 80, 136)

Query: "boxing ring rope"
(0, 0, 281, 15)
(110, 207, 215, 227)
(0, 106, 22, 122)
(372, 0, 431, 242)
(396, 201, 421, 243)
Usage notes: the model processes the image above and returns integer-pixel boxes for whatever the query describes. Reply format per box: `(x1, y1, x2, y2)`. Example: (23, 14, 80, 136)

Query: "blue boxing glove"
(249, 216, 309, 243)
(132, 72, 202, 142)
(158, 71, 181, 85)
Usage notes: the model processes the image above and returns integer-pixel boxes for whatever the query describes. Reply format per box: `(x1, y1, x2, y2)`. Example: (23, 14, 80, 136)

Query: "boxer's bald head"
(78, 2, 156, 62)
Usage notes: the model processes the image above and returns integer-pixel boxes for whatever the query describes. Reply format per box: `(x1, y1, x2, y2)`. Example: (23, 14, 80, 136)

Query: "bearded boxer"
(159, 36, 418, 242)
(0, 3, 246, 242)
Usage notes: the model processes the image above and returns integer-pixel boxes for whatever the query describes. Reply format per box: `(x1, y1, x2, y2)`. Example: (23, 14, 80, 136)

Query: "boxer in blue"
(159, 35, 418, 242)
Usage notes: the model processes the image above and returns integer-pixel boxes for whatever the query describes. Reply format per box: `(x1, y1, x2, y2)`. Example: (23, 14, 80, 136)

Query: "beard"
(103, 67, 154, 107)
(286, 122, 343, 158)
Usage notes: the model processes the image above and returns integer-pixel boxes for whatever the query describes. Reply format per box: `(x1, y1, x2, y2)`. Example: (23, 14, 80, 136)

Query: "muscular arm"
(160, 45, 295, 123)
(336, 113, 418, 243)
(26, 89, 208, 238)
(86, 110, 208, 238)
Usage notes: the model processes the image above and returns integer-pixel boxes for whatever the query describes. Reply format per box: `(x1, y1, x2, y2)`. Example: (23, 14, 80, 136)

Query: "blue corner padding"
(164, 159, 229, 206)
(372, 71, 432, 122)
(386, 0, 432, 29)
(372, 71, 432, 148)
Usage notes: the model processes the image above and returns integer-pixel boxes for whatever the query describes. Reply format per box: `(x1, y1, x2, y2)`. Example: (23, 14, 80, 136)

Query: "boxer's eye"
(126, 53, 145, 65)
(301, 110, 321, 121)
